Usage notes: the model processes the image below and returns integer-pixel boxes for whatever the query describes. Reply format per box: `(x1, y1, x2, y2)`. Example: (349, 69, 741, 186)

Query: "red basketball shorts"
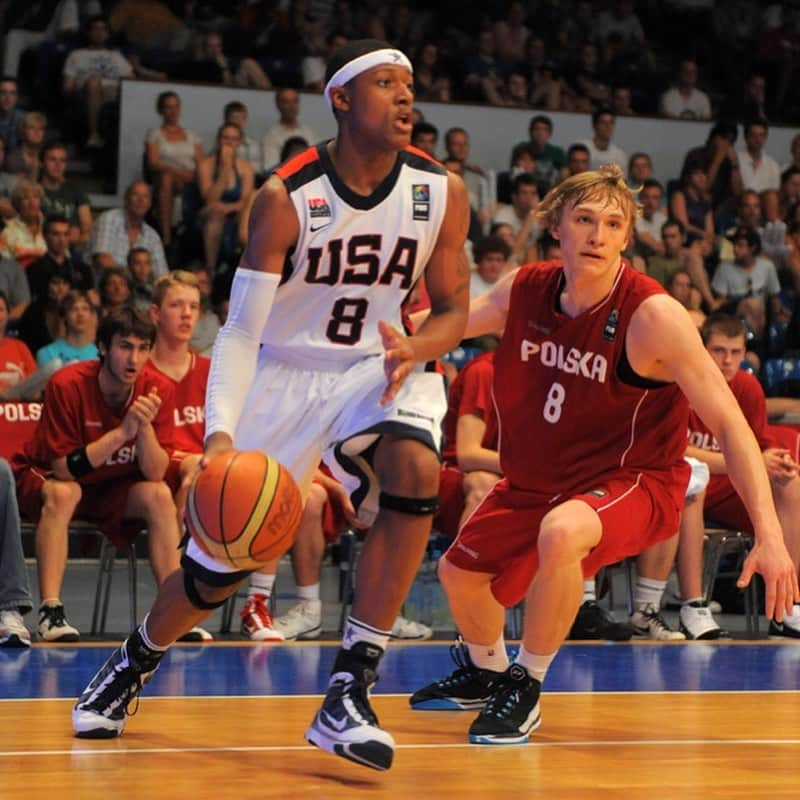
(15, 466, 145, 549)
(445, 469, 686, 608)
(432, 464, 465, 541)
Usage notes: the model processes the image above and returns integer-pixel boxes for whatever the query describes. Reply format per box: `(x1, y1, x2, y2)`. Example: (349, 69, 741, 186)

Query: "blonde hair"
(151, 270, 200, 307)
(18, 111, 46, 136)
(535, 164, 640, 233)
(10, 177, 44, 211)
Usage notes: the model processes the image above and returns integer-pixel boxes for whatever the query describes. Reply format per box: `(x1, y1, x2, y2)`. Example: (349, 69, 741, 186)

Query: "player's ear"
(329, 85, 351, 114)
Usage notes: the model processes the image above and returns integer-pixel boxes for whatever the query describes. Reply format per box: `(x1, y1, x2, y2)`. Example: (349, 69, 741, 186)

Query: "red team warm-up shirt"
(143, 354, 210, 455)
(14, 360, 175, 484)
(687, 370, 775, 506)
(492, 261, 690, 501)
(441, 350, 498, 467)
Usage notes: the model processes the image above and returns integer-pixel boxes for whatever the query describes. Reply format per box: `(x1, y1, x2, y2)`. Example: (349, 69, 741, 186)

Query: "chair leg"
(127, 546, 137, 632)
(91, 538, 115, 636)
(219, 595, 235, 634)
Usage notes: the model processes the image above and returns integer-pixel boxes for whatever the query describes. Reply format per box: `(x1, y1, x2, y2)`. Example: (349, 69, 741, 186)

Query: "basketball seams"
(185, 450, 302, 570)
(218, 451, 241, 567)
(241, 455, 279, 562)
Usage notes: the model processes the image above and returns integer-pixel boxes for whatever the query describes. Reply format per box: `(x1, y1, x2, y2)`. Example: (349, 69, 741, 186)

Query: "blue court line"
(2, 642, 799, 700)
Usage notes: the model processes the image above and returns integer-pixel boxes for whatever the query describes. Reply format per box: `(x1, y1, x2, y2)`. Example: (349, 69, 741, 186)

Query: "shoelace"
(438, 640, 477, 688)
(644, 610, 673, 632)
(329, 671, 380, 726)
(45, 606, 68, 628)
(483, 684, 521, 720)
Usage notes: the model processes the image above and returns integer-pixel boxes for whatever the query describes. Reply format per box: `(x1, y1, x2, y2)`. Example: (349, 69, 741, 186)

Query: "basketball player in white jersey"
(72, 40, 470, 772)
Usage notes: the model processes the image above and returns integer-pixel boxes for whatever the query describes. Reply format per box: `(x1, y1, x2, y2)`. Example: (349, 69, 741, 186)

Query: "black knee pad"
(379, 491, 440, 516)
(182, 571, 231, 611)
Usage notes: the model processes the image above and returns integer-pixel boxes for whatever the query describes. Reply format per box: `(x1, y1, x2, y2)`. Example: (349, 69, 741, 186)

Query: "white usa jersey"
(261, 142, 449, 368)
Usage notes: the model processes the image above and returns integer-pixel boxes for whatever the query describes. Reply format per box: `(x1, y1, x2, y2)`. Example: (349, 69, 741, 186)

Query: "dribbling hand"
(201, 431, 235, 469)
(379, 319, 416, 405)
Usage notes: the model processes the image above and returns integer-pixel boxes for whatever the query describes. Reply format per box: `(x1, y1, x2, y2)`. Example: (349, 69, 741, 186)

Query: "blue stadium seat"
(767, 320, 788, 358)
(761, 357, 800, 397)
(442, 345, 485, 371)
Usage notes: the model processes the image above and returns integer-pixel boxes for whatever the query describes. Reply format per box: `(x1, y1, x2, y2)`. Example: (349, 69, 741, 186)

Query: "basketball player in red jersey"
(12, 308, 180, 642)
(144, 270, 213, 642)
(144, 271, 209, 524)
(686, 312, 800, 638)
(410, 164, 799, 745)
(73, 39, 470, 771)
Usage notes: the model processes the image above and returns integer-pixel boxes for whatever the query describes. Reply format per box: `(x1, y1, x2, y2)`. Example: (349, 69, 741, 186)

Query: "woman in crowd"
(146, 91, 204, 250)
(0, 178, 46, 268)
(197, 122, 254, 271)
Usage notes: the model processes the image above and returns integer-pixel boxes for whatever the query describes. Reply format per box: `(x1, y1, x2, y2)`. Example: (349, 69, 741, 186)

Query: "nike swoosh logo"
(310, 223, 331, 232)
(321, 710, 349, 732)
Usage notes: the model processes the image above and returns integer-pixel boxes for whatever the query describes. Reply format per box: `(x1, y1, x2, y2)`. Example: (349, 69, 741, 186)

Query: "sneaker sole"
(40, 631, 80, 643)
(72, 709, 124, 739)
(0, 633, 31, 648)
(680, 623, 728, 641)
(410, 697, 488, 711)
(468, 712, 542, 745)
(243, 630, 285, 642)
(305, 724, 394, 771)
(280, 625, 322, 641)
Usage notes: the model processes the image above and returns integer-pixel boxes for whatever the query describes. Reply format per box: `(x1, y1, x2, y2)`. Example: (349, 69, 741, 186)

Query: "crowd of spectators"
(2, 0, 800, 646)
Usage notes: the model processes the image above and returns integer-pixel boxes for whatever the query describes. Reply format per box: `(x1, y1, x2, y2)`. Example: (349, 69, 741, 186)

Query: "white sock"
(297, 583, 320, 602)
(515, 646, 554, 684)
(682, 596, 705, 607)
(342, 616, 390, 653)
(466, 635, 510, 672)
(249, 572, 276, 598)
(139, 614, 170, 651)
(582, 579, 596, 604)
(634, 577, 667, 612)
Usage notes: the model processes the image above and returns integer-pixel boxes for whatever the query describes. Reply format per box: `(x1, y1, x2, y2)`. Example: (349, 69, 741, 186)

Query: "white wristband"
(205, 269, 280, 441)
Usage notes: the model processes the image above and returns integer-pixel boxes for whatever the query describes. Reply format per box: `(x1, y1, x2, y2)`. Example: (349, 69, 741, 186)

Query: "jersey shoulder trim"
(275, 145, 325, 192)
(401, 146, 448, 176)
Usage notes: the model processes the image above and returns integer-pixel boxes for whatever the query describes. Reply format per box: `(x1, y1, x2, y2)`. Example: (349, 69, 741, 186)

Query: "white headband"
(324, 48, 413, 111)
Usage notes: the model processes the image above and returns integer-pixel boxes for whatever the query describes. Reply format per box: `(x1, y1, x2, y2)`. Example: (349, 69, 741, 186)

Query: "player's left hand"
(737, 534, 800, 622)
(130, 388, 162, 428)
(379, 319, 416, 405)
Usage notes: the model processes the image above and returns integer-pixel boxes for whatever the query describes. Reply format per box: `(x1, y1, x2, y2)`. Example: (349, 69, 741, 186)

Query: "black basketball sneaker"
(72, 628, 164, 738)
(305, 642, 395, 771)
(468, 663, 542, 745)
(409, 639, 502, 710)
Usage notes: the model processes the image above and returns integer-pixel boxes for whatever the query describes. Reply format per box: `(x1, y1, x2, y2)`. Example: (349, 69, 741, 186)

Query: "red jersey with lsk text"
(493, 261, 689, 498)
(13, 360, 174, 485)
(144, 353, 209, 454)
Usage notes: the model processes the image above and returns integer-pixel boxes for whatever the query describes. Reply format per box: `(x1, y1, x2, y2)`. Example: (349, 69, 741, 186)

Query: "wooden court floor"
(2, 641, 799, 800)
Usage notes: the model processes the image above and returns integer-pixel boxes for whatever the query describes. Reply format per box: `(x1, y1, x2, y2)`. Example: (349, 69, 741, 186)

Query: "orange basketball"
(185, 450, 303, 570)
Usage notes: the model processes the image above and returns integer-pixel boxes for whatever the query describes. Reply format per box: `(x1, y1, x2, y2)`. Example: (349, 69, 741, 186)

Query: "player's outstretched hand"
(737, 535, 800, 622)
(379, 319, 416, 405)
(201, 432, 235, 469)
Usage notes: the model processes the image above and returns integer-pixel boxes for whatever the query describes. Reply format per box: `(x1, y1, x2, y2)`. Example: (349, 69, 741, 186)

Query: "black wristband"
(66, 447, 93, 478)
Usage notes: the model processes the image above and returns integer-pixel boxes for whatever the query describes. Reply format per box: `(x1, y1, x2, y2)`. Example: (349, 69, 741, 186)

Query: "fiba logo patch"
(412, 184, 430, 221)
(308, 197, 331, 218)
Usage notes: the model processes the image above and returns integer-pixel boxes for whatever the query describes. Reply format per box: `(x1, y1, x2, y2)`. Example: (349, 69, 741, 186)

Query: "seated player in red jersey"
(410, 165, 798, 746)
(143, 271, 214, 643)
(686, 312, 800, 638)
(12, 308, 181, 642)
(434, 350, 500, 541)
(143, 271, 209, 526)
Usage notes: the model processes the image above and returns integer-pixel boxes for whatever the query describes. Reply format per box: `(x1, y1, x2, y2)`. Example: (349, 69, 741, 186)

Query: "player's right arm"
(204, 176, 299, 459)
